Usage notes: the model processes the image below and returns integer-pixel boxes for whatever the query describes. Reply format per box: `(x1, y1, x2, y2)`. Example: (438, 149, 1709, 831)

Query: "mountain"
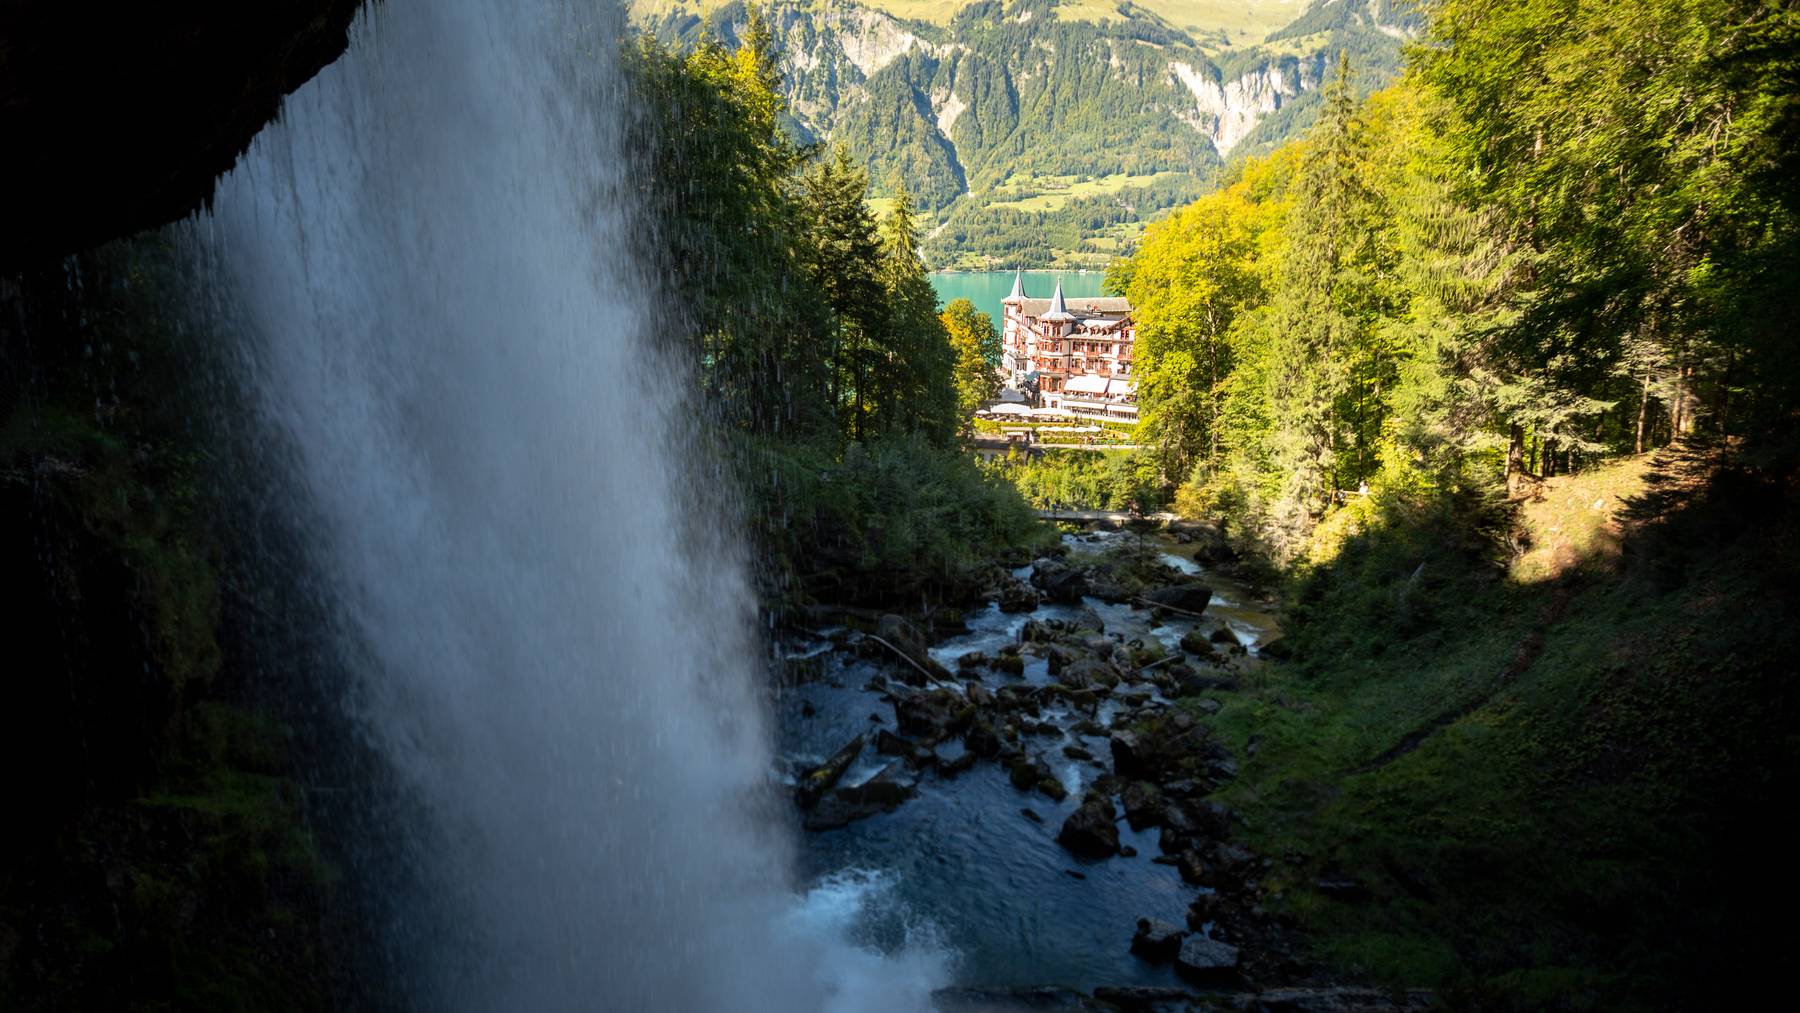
(636, 0, 1419, 267)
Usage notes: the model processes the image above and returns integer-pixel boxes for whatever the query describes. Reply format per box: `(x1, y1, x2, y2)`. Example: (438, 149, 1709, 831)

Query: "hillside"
(635, 0, 1417, 268)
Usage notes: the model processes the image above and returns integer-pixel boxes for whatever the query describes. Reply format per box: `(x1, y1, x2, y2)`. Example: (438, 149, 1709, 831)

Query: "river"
(779, 527, 1280, 995)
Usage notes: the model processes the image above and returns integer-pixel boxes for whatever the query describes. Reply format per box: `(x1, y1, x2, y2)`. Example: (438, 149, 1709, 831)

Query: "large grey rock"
(1129, 918, 1186, 962)
(1142, 583, 1214, 615)
(1174, 935, 1240, 981)
(1057, 794, 1121, 859)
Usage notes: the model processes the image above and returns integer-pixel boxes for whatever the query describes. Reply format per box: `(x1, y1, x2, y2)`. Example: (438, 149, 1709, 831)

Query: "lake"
(930, 271, 1109, 329)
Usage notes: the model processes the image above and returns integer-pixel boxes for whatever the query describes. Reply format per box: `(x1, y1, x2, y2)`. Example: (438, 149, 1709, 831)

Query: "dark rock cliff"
(0, 1, 366, 269)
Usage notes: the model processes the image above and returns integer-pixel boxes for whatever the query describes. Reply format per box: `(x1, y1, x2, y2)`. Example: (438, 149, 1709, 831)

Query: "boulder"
(999, 581, 1041, 614)
(1141, 583, 1214, 616)
(1174, 935, 1240, 982)
(1257, 634, 1294, 660)
(1057, 794, 1121, 859)
(1072, 606, 1107, 635)
(938, 750, 977, 777)
(1030, 559, 1091, 604)
(1130, 918, 1187, 962)
(1120, 781, 1164, 830)
(1178, 629, 1216, 656)
(802, 764, 917, 832)
(964, 721, 1003, 758)
(874, 729, 913, 756)
(894, 688, 969, 738)
(1060, 658, 1119, 691)
(992, 653, 1026, 677)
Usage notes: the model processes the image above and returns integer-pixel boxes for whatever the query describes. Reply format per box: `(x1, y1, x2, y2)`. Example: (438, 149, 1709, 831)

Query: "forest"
(1113, 0, 1799, 566)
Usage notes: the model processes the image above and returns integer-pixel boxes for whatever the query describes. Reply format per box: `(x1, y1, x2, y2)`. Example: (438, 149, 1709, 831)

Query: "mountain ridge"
(636, 0, 1417, 267)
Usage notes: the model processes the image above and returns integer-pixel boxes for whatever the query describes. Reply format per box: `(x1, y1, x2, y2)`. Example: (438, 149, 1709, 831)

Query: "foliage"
(1204, 452, 1800, 1008)
(942, 296, 1003, 423)
(742, 435, 1052, 607)
(982, 448, 1165, 511)
(628, 15, 960, 444)
(1113, 0, 1799, 563)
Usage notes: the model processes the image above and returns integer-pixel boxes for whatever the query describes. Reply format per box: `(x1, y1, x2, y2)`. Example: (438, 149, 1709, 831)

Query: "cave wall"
(0, 1, 366, 269)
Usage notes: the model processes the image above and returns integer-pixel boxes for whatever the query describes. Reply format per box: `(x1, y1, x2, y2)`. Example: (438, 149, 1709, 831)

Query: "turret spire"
(1003, 268, 1027, 303)
(1041, 277, 1074, 322)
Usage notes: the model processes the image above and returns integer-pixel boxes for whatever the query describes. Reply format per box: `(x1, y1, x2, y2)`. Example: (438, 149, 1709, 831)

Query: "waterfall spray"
(199, 1, 943, 1008)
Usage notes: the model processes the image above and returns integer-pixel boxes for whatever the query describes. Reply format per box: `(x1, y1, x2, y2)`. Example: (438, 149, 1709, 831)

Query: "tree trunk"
(1635, 372, 1652, 454)
(1506, 422, 1525, 495)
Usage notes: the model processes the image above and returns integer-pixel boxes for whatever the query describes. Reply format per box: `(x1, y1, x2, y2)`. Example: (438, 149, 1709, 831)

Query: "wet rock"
(874, 729, 913, 756)
(956, 650, 988, 671)
(1020, 807, 1043, 823)
(1178, 629, 1216, 656)
(840, 762, 918, 807)
(1195, 698, 1222, 716)
(1060, 658, 1119, 691)
(1177, 850, 1208, 885)
(1030, 559, 1091, 604)
(1209, 628, 1236, 645)
(1062, 744, 1094, 762)
(1073, 606, 1107, 635)
(992, 653, 1026, 677)
(1120, 781, 1164, 830)
(965, 721, 1003, 758)
(1092, 985, 1201, 1010)
(800, 701, 816, 718)
(802, 763, 917, 832)
(796, 734, 865, 807)
(999, 581, 1041, 614)
(1085, 636, 1115, 661)
(1057, 793, 1120, 859)
(1174, 935, 1240, 982)
(1142, 583, 1214, 616)
(965, 681, 995, 708)
(1130, 918, 1187, 962)
(1111, 713, 1233, 785)
(895, 688, 964, 737)
(938, 750, 977, 777)
(1186, 892, 1222, 930)
(931, 986, 1108, 1012)
(1119, 845, 1137, 857)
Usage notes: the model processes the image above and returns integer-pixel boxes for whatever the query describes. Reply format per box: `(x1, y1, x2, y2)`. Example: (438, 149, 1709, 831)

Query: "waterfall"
(198, 0, 943, 1008)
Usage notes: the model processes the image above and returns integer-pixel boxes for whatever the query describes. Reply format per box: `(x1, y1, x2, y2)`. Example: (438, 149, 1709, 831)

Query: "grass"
(1192, 449, 1800, 1007)
(1056, 0, 1306, 38)
(985, 171, 1190, 212)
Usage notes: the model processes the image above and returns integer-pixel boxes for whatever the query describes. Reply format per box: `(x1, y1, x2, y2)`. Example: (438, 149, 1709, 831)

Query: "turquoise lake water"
(929, 271, 1108, 329)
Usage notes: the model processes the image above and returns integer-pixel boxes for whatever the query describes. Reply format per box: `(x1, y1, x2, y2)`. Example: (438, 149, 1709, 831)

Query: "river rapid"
(776, 527, 1280, 995)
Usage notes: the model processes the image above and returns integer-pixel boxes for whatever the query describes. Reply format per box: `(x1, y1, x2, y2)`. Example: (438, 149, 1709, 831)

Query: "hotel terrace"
(999, 271, 1139, 424)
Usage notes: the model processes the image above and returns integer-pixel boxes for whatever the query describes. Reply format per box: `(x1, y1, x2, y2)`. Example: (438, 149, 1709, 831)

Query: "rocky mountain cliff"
(641, 0, 1416, 265)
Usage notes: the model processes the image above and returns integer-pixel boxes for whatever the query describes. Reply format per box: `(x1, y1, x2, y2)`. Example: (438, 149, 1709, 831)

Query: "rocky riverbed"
(775, 528, 1425, 1010)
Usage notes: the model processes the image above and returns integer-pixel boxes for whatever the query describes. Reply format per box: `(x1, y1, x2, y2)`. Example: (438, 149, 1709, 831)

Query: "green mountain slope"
(637, 0, 1417, 267)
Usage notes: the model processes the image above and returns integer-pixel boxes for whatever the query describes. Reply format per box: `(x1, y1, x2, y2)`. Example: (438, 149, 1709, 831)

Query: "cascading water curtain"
(195, 1, 943, 1008)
